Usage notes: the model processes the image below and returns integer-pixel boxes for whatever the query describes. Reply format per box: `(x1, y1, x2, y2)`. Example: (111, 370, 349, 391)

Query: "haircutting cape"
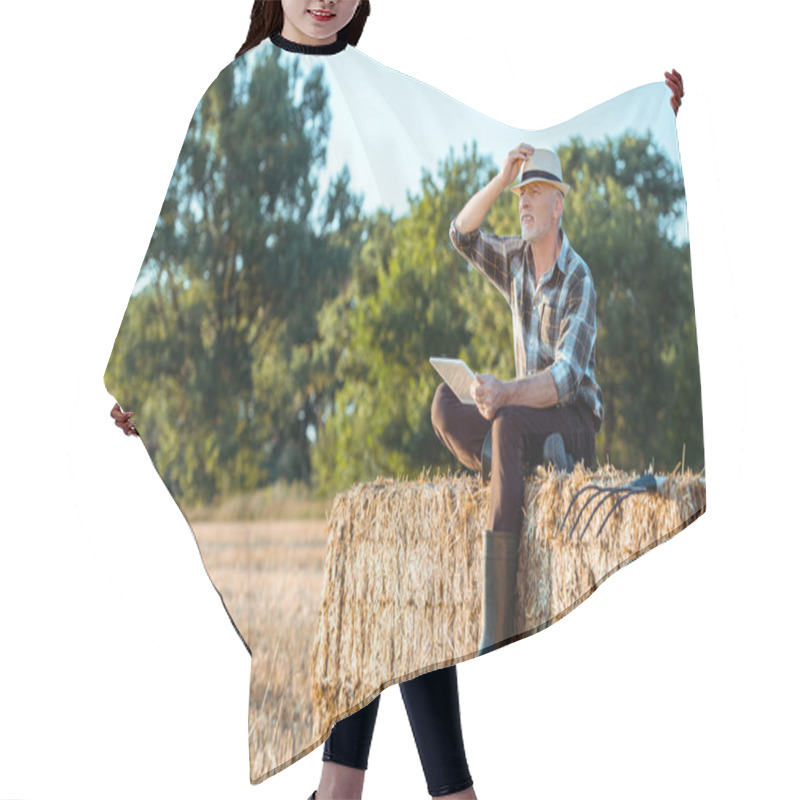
(105, 35, 705, 784)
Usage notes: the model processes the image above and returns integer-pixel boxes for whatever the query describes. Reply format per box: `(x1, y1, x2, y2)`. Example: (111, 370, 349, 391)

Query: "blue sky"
(315, 47, 686, 240)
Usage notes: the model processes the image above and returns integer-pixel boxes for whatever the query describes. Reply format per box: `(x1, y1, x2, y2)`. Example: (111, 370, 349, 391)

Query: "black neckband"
(270, 32, 348, 55)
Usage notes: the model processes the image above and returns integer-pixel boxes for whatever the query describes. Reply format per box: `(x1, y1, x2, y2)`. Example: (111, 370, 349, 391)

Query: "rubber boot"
(478, 529, 520, 656)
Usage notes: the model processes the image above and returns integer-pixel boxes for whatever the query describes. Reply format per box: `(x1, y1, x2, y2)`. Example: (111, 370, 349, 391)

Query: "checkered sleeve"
(449, 218, 513, 303)
(548, 269, 597, 404)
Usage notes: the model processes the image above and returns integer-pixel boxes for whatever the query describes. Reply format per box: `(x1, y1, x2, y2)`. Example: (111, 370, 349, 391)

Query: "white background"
(1, 1, 797, 798)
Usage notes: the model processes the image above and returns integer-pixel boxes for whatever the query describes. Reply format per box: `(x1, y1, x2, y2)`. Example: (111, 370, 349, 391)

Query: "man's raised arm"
(454, 143, 534, 233)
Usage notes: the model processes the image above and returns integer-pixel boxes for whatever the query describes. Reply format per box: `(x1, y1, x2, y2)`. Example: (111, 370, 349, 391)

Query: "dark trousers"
(322, 665, 473, 797)
(431, 382, 597, 533)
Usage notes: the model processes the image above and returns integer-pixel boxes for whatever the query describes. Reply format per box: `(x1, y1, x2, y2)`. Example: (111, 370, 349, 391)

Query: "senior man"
(431, 145, 604, 656)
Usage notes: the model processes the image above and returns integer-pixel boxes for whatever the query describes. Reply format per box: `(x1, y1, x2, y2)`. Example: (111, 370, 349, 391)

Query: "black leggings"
(322, 665, 473, 797)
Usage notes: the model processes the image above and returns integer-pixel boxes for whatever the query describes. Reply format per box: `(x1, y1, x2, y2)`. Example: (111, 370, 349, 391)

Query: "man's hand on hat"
(665, 69, 683, 115)
(471, 373, 507, 421)
(498, 143, 535, 189)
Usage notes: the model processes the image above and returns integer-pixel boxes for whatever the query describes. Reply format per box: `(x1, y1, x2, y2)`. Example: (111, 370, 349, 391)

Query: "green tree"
(311, 144, 508, 494)
(106, 50, 363, 504)
(310, 133, 703, 489)
(559, 133, 703, 471)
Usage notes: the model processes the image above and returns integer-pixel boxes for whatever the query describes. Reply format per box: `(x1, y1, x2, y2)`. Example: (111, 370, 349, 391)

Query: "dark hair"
(235, 0, 371, 59)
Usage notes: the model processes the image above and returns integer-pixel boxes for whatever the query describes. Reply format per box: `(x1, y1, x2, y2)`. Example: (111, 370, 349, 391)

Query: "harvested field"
(190, 518, 330, 783)
(188, 466, 705, 783)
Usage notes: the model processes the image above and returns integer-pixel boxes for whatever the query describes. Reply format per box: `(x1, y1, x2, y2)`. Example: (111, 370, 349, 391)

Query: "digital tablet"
(429, 357, 477, 405)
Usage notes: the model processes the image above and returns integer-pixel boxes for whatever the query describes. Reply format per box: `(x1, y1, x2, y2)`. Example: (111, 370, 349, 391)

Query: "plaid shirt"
(449, 219, 604, 433)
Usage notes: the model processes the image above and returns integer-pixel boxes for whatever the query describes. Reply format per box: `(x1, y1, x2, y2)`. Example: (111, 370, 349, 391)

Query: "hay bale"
(310, 467, 705, 729)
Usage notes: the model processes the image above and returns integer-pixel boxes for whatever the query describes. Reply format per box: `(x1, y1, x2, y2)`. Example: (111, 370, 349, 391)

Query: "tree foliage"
(107, 53, 703, 508)
(106, 52, 363, 504)
(558, 133, 703, 470)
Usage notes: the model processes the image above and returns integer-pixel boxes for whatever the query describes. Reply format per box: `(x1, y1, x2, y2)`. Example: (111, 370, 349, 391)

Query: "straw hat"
(510, 148, 571, 197)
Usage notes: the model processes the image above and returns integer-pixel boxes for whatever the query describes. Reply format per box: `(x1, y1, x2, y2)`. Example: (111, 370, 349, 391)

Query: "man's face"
(518, 182, 562, 243)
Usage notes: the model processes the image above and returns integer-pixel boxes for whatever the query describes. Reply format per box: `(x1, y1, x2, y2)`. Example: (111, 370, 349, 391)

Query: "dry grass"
(523, 464, 705, 634)
(186, 479, 330, 522)
(310, 466, 705, 731)
(187, 466, 705, 784)
(190, 517, 331, 783)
